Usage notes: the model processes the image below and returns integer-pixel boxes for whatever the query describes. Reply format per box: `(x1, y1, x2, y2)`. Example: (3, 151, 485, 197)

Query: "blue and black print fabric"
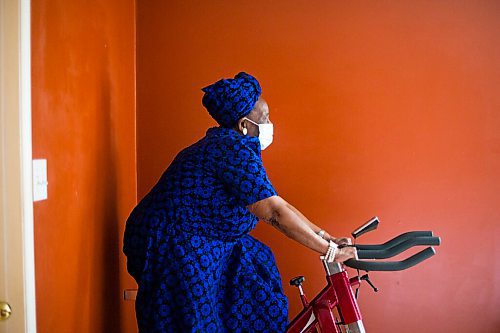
(123, 126, 288, 332)
(202, 72, 262, 128)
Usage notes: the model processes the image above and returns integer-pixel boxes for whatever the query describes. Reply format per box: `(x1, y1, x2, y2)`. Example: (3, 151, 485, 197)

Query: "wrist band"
(321, 240, 338, 263)
(317, 230, 326, 239)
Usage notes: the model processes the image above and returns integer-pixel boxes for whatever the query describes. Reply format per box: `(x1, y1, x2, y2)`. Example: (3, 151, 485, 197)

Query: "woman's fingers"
(334, 246, 358, 262)
(332, 237, 352, 246)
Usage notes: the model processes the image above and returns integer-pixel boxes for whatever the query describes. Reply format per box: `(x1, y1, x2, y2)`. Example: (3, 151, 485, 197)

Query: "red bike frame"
(287, 261, 365, 333)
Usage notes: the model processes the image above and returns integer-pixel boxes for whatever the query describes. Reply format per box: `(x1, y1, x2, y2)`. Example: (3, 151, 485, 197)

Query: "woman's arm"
(285, 202, 350, 245)
(247, 195, 356, 262)
(285, 202, 332, 239)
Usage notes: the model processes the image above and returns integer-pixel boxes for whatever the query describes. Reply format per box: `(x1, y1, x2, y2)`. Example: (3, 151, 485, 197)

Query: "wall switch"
(33, 159, 48, 201)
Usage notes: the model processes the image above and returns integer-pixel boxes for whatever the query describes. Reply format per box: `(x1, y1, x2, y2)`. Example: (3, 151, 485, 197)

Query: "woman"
(123, 72, 357, 332)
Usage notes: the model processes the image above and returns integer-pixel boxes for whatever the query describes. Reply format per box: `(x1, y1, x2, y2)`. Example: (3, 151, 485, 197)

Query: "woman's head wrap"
(202, 72, 262, 128)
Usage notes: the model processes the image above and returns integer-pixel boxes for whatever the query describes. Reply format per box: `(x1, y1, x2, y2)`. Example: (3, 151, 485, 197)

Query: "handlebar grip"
(351, 216, 379, 239)
(355, 231, 433, 251)
(357, 236, 441, 259)
(344, 247, 436, 271)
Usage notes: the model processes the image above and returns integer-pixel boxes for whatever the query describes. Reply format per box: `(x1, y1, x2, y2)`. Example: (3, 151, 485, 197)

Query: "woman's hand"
(328, 236, 358, 262)
(334, 246, 358, 262)
(330, 236, 352, 246)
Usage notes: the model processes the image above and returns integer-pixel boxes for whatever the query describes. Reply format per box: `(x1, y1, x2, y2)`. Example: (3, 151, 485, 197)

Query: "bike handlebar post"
(322, 261, 343, 276)
(329, 269, 366, 333)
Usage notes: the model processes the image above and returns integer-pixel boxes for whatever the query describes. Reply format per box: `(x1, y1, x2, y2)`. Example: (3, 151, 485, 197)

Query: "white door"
(0, 0, 37, 332)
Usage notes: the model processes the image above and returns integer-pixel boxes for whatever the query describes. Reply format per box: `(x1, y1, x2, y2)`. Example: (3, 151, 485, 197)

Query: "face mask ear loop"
(243, 117, 259, 136)
(243, 117, 259, 126)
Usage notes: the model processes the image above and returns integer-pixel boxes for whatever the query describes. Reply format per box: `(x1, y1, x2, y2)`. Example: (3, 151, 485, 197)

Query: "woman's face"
(241, 97, 271, 137)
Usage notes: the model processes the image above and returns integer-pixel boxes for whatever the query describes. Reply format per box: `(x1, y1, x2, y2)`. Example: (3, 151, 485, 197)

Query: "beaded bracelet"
(320, 240, 338, 263)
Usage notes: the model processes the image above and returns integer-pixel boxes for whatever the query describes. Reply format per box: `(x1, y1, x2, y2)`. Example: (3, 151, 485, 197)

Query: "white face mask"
(243, 118, 274, 150)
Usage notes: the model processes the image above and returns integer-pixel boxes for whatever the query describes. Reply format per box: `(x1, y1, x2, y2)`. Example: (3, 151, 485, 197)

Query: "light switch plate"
(33, 159, 48, 201)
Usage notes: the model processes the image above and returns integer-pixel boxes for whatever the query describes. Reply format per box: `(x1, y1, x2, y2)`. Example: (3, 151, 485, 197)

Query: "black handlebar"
(344, 247, 436, 271)
(356, 236, 441, 259)
(355, 231, 434, 251)
(338, 224, 441, 271)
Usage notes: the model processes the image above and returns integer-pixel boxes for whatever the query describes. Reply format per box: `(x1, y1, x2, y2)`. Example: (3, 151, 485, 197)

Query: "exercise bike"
(286, 217, 441, 333)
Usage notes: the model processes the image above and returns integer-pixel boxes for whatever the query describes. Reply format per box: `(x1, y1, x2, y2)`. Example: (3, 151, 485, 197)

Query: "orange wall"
(137, 1, 500, 332)
(31, 0, 138, 332)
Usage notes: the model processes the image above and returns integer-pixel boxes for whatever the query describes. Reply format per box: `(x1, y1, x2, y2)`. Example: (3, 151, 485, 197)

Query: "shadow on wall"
(97, 51, 122, 333)
(74, 49, 123, 332)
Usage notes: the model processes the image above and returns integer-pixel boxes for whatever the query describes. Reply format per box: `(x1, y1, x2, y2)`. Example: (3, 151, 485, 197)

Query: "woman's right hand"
(334, 246, 358, 263)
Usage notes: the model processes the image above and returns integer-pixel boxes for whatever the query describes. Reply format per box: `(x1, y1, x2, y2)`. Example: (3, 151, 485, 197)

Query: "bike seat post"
(289, 276, 309, 308)
(298, 285, 308, 308)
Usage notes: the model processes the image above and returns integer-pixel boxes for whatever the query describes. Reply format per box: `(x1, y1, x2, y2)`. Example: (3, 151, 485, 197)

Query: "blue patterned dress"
(123, 127, 288, 332)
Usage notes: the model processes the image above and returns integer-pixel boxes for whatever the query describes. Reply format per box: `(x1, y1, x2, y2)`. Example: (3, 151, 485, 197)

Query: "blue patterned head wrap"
(202, 72, 262, 128)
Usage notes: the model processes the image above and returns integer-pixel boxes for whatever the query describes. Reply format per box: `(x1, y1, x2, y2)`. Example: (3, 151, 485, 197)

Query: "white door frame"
(0, 0, 37, 332)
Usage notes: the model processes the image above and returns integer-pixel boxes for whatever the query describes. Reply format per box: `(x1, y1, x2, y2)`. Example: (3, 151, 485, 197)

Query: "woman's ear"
(237, 118, 247, 135)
